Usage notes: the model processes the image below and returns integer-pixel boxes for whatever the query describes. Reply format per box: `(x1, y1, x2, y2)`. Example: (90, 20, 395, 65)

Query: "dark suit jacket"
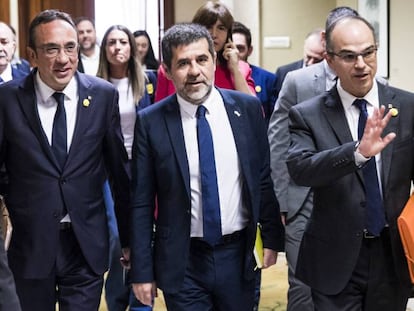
(0, 70, 130, 278)
(130, 88, 284, 294)
(286, 83, 413, 295)
(0, 236, 21, 310)
(274, 59, 303, 100)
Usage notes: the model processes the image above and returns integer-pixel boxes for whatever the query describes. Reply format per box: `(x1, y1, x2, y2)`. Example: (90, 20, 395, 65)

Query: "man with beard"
(75, 17, 100, 75)
(128, 23, 284, 311)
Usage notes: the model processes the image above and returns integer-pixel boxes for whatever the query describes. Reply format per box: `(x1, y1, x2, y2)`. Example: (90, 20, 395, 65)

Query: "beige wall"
(175, 0, 414, 91)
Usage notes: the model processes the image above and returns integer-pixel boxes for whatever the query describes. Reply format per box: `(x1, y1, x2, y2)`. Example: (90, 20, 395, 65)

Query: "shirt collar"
(80, 45, 100, 60)
(35, 70, 78, 104)
(337, 79, 379, 111)
(177, 87, 221, 118)
(0, 63, 13, 82)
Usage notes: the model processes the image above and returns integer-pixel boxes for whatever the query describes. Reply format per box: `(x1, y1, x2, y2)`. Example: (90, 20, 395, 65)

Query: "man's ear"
(26, 47, 37, 67)
(162, 63, 172, 81)
(247, 46, 253, 58)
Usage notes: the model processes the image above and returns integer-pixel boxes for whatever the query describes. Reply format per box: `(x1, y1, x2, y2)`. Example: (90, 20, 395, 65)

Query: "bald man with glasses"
(286, 15, 413, 311)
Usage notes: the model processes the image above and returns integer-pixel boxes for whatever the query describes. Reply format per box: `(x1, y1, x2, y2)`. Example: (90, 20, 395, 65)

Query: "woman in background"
(97, 24, 155, 311)
(154, 0, 255, 102)
(133, 30, 159, 71)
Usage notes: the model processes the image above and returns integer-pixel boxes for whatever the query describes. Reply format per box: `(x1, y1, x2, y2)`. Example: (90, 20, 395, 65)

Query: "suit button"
(53, 212, 58, 218)
(60, 178, 66, 184)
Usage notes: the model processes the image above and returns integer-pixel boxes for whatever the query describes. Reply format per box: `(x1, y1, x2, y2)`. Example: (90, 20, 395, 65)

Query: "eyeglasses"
(36, 43, 79, 58)
(328, 47, 377, 63)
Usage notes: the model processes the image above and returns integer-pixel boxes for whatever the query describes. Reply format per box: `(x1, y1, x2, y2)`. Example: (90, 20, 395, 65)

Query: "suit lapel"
(17, 71, 58, 167)
(65, 73, 93, 164)
(377, 84, 397, 189)
(323, 88, 364, 183)
(220, 90, 250, 184)
(312, 64, 327, 96)
(164, 97, 191, 198)
(323, 88, 354, 145)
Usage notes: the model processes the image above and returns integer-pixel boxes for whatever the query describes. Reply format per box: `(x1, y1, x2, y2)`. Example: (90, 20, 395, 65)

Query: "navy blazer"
(130, 88, 284, 294)
(287, 83, 414, 294)
(0, 70, 130, 278)
(250, 65, 276, 124)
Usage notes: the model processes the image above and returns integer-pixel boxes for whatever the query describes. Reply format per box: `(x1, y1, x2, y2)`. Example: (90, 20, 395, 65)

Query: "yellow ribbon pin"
(83, 99, 90, 107)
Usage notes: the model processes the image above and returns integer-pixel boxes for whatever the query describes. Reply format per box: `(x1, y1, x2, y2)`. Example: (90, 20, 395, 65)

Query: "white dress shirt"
(80, 45, 100, 76)
(0, 63, 13, 82)
(337, 80, 383, 194)
(34, 72, 78, 222)
(110, 77, 136, 159)
(179, 88, 248, 237)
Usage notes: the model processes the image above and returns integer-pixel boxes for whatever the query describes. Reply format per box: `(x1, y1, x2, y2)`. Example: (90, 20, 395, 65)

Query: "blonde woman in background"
(97, 24, 155, 311)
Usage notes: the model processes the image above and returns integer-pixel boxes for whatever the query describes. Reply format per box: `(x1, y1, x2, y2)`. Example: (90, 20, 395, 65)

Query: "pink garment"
(154, 61, 256, 102)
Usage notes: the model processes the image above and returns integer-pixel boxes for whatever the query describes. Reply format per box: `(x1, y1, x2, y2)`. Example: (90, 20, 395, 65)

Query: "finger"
(382, 132, 396, 146)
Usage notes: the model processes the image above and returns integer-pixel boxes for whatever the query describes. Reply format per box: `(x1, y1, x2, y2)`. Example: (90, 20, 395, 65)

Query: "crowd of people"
(0, 1, 413, 311)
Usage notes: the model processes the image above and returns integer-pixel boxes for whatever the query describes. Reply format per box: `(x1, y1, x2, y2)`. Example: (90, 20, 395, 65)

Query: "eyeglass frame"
(327, 46, 378, 63)
(35, 42, 79, 58)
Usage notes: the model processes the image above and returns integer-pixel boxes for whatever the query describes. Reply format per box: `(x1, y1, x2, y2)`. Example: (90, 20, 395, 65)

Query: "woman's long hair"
(97, 25, 145, 103)
(133, 30, 159, 70)
(192, 1, 234, 65)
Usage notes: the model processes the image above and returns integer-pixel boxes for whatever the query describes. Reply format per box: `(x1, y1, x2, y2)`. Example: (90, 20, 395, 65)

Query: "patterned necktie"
(354, 98, 386, 236)
(196, 105, 222, 246)
(52, 92, 67, 169)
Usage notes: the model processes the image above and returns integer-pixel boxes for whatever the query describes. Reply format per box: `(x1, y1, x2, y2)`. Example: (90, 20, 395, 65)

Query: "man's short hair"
(161, 23, 215, 70)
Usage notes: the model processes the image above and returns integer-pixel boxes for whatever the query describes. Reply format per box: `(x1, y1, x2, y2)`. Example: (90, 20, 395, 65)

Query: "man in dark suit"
(75, 17, 100, 76)
(287, 15, 413, 310)
(268, 7, 359, 311)
(0, 235, 21, 311)
(0, 10, 130, 310)
(129, 23, 284, 311)
(274, 28, 324, 101)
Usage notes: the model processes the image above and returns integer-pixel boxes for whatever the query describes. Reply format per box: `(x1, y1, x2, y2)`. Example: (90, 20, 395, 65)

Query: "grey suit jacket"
(287, 83, 413, 294)
(268, 61, 331, 219)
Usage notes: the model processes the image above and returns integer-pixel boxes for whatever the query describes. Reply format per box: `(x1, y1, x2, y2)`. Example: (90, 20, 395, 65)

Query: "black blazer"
(130, 88, 285, 294)
(0, 70, 130, 278)
(287, 83, 414, 294)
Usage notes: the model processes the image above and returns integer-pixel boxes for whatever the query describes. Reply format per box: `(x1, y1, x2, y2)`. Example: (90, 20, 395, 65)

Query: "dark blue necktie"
(196, 105, 222, 246)
(354, 98, 386, 236)
(52, 92, 67, 169)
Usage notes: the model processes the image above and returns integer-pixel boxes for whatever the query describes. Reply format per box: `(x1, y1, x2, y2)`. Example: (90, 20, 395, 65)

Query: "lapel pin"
(234, 110, 241, 117)
(388, 104, 398, 117)
(83, 96, 91, 107)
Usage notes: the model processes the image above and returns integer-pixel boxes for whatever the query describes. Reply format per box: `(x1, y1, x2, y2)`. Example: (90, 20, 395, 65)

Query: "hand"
(262, 248, 278, 269)
(132, 282, 158, 306)
(280, 213, 287, 226)
(222, 39, 240, 72)
(357, 105, 396, 158)
(120, 247, 130, 269)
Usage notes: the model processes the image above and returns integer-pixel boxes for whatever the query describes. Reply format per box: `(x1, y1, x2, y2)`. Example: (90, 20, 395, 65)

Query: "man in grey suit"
(268, 6, 358, 311)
